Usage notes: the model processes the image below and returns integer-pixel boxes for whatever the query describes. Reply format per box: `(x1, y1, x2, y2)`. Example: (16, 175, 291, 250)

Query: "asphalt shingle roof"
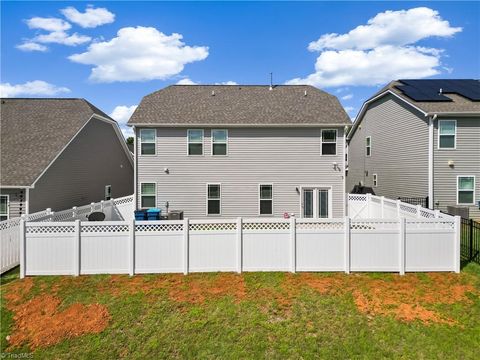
(375, 79, 480, 114)
(0, 98, 113, 187)
(128, 85, 351, 126)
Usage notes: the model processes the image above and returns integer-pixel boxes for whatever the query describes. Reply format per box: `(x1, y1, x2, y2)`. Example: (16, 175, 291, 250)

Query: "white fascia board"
(128, 123, 350, 128)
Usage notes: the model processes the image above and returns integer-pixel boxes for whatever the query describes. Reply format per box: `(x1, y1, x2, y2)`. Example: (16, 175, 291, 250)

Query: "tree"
(126, 137, 134, 145)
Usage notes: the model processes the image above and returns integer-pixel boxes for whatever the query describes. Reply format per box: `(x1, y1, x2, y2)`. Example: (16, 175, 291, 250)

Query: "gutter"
(427, 113, 437, 209)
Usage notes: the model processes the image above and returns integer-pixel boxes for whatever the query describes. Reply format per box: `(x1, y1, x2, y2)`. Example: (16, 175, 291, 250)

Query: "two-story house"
(347, 79, 480, 219)
(128, 85, 350, 218)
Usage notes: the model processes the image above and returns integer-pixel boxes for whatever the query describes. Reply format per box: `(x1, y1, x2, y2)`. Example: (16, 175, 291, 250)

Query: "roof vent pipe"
(269, 72, 273, 90)
(304, 90, 307, 97)
(439, 88, 443, 95)
(211, 90, 215, 96)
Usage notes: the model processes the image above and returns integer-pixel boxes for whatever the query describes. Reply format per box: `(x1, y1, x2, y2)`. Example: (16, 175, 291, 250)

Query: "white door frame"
(299, 185, 333, 219)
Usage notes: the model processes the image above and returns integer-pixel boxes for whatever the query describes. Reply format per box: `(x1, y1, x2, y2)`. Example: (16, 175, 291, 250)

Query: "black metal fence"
(398, 196, 429, 208)
(460, 218, 480, 265)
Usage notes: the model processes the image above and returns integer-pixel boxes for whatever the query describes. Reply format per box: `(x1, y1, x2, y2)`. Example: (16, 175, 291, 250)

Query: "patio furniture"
(86, 212, 106, 221)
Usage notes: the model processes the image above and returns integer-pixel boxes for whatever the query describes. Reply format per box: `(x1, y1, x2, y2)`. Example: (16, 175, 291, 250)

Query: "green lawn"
(1, 264, 480, 359)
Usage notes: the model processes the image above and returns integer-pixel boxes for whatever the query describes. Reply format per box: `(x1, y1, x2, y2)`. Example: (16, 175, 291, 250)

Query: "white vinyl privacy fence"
(20, 216, 461, 278)
(0, 195, 134, 274)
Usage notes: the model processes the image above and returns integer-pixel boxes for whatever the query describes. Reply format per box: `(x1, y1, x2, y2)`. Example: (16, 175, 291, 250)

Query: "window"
(104, 185, 112, 200)
(318, 189, 329, 218)
(212, 129, 228, 156)
(373, 174, 378, 187)
(141, 183, 156, 208)
(140, 129, 156, 155)
(366, 136, 371, 157)
(259, 184, 273, 215)
(321, 129, 337, 155)
(457, 176, 475, 205)
(0, 195, 8, 221)
(438, 120, 456, 149)
(207, 184, 221, 215)
(188, 129, 204, 155)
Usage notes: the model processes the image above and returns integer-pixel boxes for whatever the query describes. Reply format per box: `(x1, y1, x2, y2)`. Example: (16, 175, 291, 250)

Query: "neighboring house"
(0, 98, 134, 220)
(128, 85, 350, 218)
(347, 79, 480, 219)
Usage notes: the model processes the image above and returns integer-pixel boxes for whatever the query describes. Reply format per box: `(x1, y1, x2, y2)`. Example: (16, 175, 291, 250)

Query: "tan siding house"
(0, 98, 134, 219)
(129, 85, 350, 219)
(347, 79, 480, 219)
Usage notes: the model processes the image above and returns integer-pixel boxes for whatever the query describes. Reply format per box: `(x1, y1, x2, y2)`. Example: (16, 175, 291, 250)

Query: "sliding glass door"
(302, 187, 331, 218)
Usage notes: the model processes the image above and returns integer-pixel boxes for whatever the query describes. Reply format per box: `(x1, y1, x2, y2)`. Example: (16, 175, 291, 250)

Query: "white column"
(72, 206, 77, 219)
(133, 126, 138, 211)
(344, 217, 351, 274)
(236, 217, 242, 274)
(454, 216, 461, 273)
(416, 205, 422, 218)
(73, 220, 80, 276)
(183, 218, 189, 275)
(19, 218, 26, 279)
(399, 218, 406, 275)
(290, 217, 296, 273)
(381, 196, 385, 218)
(129, 219, 135, 276)
(366, 193, 371, 218)
(396, 200, 401, 217)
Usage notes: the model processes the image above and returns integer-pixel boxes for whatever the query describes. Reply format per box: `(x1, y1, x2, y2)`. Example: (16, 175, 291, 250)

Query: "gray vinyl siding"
(0, 188, 26, 218)
(433, 117, 480, 219)
(29, 118, 133, 213)
(136, 127, 345, 218)
(346, 94, 428, 199)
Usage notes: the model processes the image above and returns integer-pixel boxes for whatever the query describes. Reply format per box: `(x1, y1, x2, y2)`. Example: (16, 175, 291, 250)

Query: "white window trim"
(258, 183, 273, 216)
(320, 129, 337, 156)
(457, 175, 475, 205)
(438, 119, 457, 150)
(140, 182, 157, 209)
(187, 129, 205, 156)
(365, 136, 372, 157)
(206, 183, 222, 216)
(373, 174, 378, 187)
(299, 185, 333, 219)
(139, 128, 156, 156)
(104, 185, 112, 201)
(211, 129, 228, 156)
(0, 194, 9, 220)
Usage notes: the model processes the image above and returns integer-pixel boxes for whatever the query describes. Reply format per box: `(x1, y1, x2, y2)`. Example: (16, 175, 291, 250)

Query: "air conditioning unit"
(447, 206, 469, 219)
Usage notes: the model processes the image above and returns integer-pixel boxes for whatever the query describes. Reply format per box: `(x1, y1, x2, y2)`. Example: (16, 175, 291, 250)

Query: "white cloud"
(308, 7, 461, 51)
(344, 106, 355, 113)
(110, 105, 137, 139)
(176, 78, 198, 85)
(215, 81, 238, 85)
(61, 5, 115, 28)
(0, 80, 70, 97)
(16, 42, 48, 52)
(26, 17, 71, 32)
(287, 7, 461, 88)
(33, 31, 91, 46)
(341, 94, 353, 100)
(69, 26, 209, 83)
(109, 105, 138, 126)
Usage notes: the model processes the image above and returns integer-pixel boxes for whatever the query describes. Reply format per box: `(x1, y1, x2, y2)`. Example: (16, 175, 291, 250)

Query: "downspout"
(427, 114, 437, 209)
(25, 188, 30, 215)
(133, 126, 137, 211)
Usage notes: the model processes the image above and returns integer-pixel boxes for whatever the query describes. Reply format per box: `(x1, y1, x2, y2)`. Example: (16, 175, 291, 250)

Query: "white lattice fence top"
(26, 225, 75, 234)
(190, 223, 236, 232)
(348, 194, 367, 202)
(296, 221, 344, 230)
(0, 218, 21, 231)
(420, 209, 435, 218)
(114, 195, 134, 206)
(406, 220, 455, 230)
(400, 203, 417, 216)
(82, 224, 129, 233)
(351, 220, 399, 231)
(136, 223, 183, 232)
(243, 221, 290, 231)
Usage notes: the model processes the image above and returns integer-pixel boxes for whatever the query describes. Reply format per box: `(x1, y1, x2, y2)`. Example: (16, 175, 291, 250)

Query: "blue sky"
(1, 1, 479, 136)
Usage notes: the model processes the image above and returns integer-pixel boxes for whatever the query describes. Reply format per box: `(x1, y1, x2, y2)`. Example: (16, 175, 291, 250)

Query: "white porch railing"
(347, 193, 454, 221)
(0, 195, 134, 274)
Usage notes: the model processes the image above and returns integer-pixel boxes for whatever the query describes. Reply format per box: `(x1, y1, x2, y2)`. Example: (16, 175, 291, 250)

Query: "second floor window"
(439, 120, 456, 149)
(104, 185, 112, 200)
(140, 129, 156, 155)
(188, 129, 204, 155)
(321, 129, 337, 155)
(212, 129, 228, 156)
(457, 176, 475, 205)
(366, 136, 371, 156)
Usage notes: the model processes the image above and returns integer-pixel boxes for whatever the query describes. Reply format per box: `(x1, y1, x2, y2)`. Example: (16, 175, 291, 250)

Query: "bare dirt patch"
(3, 278, 110, 350)
(291, 273, 477, 325)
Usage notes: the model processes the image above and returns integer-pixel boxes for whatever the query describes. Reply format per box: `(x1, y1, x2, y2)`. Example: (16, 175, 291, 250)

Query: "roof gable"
(0, 98, 115, 187)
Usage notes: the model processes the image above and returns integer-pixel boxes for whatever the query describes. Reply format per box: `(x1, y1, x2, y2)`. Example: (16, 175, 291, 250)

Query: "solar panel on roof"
(395, 79, 480, 101)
